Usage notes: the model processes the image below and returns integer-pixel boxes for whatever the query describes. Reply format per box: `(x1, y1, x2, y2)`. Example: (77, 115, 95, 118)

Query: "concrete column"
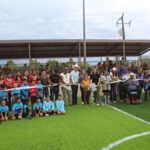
(28, 43, 32, 73)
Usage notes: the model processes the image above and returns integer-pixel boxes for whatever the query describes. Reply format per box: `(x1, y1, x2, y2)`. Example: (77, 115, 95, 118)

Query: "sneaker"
(93, 103, 96, 105)
(27, 115, 32, 120)
(45, 114, 49, 117)
(82, 102, 84, 105)
(97, 103, 100, 106)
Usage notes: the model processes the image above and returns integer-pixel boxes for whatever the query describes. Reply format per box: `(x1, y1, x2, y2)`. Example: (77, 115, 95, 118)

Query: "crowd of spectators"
(0, 61, 150, 121)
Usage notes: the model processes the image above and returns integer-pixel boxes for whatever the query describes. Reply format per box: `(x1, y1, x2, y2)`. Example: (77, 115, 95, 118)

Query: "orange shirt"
(82, 79, 91, 91)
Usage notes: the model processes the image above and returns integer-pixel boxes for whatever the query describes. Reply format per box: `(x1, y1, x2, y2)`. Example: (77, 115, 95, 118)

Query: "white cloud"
(0, 0, 150, 40)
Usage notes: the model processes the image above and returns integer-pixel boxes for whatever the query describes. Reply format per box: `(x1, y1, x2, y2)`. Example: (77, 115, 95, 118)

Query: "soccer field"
(0, 102, 150, 150)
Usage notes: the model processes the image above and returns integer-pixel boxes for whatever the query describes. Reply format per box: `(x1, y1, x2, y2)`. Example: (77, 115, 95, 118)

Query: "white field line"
(106, 104, 150, 125)
(101, 131, 150, 150)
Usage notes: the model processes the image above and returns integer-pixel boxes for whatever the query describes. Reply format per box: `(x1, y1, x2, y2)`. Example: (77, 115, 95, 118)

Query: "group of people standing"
(0, 61, 150, 121)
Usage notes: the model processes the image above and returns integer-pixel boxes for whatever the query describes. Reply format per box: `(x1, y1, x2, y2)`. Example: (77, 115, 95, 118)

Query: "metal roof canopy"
(0, 39, 150, 59)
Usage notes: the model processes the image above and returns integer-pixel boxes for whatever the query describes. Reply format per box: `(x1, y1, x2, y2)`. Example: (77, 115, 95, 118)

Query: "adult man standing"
(118, 65, 128, 102)
(60, 67, 72, 106)
(49, 69, 61, 101)
(90, 68, 101, 105)
(70, 64, 79, 105)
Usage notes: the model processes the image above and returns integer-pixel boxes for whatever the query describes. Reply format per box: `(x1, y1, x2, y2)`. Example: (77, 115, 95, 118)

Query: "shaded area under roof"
(0, 39, 150, 59)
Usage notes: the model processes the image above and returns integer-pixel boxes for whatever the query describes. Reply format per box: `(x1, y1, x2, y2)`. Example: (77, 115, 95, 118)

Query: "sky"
(0, 0, 150, 64)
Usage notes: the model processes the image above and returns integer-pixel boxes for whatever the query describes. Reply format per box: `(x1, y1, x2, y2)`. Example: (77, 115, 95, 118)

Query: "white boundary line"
(101, 131, 150, 150)
(101, 104, 150, 150)
(106, 104, 150, 125)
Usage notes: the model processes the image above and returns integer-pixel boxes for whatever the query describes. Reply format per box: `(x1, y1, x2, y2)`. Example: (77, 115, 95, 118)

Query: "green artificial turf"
(112, 134, 150, 150)
(111, 100, 150, 122)
(0, 104, 150, 150)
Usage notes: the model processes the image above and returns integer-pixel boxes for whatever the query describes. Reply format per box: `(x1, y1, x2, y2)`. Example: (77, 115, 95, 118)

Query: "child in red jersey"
(15, 71, 22, 87)
(4, 72, 15, 111)
(29, 70, 39, 83)
(22, 70, 29, 83)
(29, 80, 37, 110)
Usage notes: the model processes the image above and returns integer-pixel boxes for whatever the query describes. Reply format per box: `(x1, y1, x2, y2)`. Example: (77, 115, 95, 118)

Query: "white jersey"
(101, 75, 111, 90)
(60, 73, 71, 90)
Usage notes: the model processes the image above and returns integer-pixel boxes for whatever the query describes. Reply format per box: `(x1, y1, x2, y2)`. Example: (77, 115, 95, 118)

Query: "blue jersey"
(23, 104, 29, 110)
(0, 90, 8, 100)
(33, 102, 43, 111)
(0, 105, 9, 113)
(56, 100, 65, 112)
(12, 102, 23, 114)
(20, 84, 29, 100)
(43, 101, 54, 111)
(35, 84, 43, 98)
(11, 88, 21, 98)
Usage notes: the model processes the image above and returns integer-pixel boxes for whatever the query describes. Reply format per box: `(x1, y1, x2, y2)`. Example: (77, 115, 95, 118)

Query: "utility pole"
(83, 0, 87, 70)
(116, 13, 131, 66)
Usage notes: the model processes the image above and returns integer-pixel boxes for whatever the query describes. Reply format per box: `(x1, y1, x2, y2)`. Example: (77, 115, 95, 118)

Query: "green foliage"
(6, 60, 22, 71)
(31, 60, 41, 70)
(46, 60, 58, 68)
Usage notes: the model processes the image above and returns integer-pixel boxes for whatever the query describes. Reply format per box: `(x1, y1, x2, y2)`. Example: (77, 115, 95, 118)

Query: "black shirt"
(49, 74, 60, 84)
(90, 73, 100, 85)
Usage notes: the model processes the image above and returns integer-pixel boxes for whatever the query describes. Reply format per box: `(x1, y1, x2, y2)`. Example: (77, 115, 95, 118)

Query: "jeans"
(110, 83, 117, 101)
(71, 85, 78, 105)
(118, 83, 127, 101)
(80, 86, 84, 102)
(43, 87, 49, 98)
(50, 86, 59, 101)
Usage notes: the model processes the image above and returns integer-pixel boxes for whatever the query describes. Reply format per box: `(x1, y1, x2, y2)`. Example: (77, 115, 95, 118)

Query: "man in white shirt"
(70, 64, 79, 105)
(60, 67, 72, 106)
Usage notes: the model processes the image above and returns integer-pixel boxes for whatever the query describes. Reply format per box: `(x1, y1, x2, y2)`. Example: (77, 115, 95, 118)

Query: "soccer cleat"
(45, 114, 49, 117)
(26, 116, 32, 120)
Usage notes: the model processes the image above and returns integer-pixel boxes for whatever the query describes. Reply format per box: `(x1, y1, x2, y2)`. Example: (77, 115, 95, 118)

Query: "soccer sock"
(104, 95, 107, 104)
(107, 96, 110, 103)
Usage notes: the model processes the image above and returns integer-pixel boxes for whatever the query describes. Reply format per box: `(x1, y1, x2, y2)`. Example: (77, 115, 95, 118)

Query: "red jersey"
(22, 76, 29, 81)
(15, 77, 22, 87)
(29, 85, 37, 97)
(4, 78, 15, 93)
(29, 75, 39, 82)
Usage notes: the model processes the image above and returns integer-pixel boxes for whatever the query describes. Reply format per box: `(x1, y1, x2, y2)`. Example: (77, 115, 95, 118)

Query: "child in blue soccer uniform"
(35, 79, 43, 103)
(0, 84, 8, 104)
(11, 97, 23, 120)
(33, 98, 43, 117)
(0, 100, 9, 121)
(23, 101, 32, 119)
(42, 96, 57, 116)
(20, 79, 29, 105)
(11, 82, 21, 104)
(56, 94, 66, 115)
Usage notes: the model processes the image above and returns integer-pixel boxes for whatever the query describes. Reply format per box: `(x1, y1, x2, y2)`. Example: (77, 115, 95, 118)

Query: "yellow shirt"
(82, 79, 91, 91)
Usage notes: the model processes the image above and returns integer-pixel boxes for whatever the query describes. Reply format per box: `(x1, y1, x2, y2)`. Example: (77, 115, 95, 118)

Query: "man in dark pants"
(118, 65, 128, 102)
(79, 70, 86, 104)
(70, 64, 79, 105)
(49, 69, 61, 101)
